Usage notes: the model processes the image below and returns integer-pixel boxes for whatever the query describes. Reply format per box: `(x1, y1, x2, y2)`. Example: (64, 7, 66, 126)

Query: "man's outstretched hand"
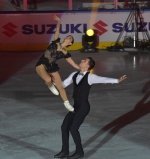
(118, 75, 127, 83)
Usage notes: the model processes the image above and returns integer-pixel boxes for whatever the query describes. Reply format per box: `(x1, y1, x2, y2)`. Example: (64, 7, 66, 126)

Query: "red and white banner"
(0, 11, 150, 51)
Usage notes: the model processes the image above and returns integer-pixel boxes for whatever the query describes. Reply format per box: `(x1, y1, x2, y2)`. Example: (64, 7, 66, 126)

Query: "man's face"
(79, 58, 90, 70)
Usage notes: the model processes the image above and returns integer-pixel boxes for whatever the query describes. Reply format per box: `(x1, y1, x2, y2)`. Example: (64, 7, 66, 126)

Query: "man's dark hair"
(87, 57, 95, 70)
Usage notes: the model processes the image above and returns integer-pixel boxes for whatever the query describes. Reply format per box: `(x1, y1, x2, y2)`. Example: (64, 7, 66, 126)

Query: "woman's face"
(64, 35, 74, 46)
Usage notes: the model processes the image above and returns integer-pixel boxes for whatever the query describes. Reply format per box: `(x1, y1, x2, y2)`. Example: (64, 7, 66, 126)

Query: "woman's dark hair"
(87, 57, 95, 70)
(67, 35, 74, 44)
(66, 35, 74, 47)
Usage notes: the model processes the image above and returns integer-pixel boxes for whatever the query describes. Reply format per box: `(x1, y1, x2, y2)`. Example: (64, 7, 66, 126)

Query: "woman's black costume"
(36, 38, 71, 73)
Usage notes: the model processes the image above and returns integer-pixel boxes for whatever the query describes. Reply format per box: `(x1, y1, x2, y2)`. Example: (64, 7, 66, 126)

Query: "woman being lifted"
(36, 15, 80, 112)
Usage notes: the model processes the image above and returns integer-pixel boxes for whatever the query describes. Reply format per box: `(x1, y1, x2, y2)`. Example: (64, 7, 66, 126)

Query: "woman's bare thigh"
(36, 64, 51, 82)
(51, 72, 63, 89)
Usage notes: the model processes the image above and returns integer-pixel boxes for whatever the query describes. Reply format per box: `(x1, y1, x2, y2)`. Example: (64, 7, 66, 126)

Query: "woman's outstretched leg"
(36, 64, 59, 95)
(51, 71, 74, 112)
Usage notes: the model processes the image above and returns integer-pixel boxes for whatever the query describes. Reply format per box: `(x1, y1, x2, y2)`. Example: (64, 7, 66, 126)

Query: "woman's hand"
(54, 15, 60, 22)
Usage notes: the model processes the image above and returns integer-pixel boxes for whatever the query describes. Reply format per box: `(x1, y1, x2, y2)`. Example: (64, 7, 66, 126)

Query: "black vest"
(72, 72, 91, 101)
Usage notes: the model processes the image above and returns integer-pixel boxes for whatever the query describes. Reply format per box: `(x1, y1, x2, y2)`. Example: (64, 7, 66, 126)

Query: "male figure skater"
(54, 57, 127, 159)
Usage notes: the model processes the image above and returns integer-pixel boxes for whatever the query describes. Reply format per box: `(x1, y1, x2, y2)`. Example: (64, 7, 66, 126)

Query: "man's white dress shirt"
(63, 71, 118, 88)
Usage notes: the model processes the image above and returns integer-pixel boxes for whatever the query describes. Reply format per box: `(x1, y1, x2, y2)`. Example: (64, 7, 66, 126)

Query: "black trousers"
(61, 100, 90, 154)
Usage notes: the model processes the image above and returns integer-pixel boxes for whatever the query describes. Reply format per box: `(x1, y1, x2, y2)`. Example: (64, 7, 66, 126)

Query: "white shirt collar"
(80, 71, 87, 75)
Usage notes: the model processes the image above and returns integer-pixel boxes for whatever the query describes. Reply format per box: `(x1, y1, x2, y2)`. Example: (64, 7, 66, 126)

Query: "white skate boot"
(64, 100, 74, 112)
(48, 84, 59, 96)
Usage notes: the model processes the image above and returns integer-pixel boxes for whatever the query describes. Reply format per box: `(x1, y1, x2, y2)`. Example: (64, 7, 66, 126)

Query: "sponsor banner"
(0, 11, 150, 51)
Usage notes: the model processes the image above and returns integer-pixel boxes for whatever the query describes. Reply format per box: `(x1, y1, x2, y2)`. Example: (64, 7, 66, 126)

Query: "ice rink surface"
(0, 50, 150, 159)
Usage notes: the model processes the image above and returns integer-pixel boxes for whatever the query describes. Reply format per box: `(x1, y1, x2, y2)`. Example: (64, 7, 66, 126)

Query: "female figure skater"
(36, 15, 80, 112)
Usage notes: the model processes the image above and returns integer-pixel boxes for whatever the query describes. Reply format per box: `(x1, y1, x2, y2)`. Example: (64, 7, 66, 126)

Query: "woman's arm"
(66, 57, 80, 70)
(53, 15, 60, 40)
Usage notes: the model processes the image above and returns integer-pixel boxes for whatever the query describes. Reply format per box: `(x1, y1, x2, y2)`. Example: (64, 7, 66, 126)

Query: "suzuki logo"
(2, 22, 17, 37)
(93, 20, 108, 36)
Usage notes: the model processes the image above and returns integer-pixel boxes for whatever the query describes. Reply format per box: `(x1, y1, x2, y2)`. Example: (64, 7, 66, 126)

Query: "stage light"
(86, 29, 94, 36)
(81, 29, 99, 53)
